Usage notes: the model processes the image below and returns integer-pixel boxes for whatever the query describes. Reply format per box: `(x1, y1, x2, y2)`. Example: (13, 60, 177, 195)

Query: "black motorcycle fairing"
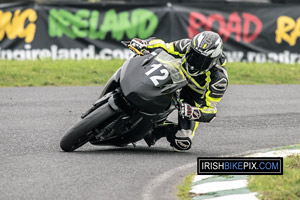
(90, 90, 175, 144)
(120, 49, 177, 113)
(99, 67, 122, 98)
(89, 108, 173, 146)
(89, 113, 150, 146)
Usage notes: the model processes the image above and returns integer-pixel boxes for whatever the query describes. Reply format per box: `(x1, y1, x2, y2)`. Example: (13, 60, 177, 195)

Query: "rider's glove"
(180, 103, 201, 120)
(130, 38, 148, 51)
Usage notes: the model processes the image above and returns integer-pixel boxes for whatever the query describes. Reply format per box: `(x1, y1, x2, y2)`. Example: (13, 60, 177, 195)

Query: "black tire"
(60, 102, 118, 152)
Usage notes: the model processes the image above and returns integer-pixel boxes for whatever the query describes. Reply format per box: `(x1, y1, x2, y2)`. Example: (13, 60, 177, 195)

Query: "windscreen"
(154, 51, 186, 84)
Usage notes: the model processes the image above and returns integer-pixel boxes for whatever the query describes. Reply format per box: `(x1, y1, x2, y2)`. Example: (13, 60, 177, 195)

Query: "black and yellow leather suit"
(143, 38, 228, 149)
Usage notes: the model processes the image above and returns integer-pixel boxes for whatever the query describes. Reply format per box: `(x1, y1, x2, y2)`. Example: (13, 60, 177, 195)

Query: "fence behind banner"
(0, 1, 299, 63)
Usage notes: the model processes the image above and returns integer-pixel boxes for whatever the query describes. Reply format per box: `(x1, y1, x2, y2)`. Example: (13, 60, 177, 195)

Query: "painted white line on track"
(190, 179, 247, 194)
(141, 162, 196, 200)
(250, 149, 300, 157)
(193, 175, 213, 182)
(207, 193, 258, 200)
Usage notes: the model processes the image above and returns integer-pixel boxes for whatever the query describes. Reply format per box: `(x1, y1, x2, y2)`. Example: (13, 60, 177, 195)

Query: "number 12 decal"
(145, 64, 169, 86)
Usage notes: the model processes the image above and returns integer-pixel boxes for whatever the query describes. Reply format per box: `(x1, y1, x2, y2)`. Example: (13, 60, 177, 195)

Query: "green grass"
(0, 59, 123, 87)
(247, 154, 300, 200)
(1, 60, 300, 87)
(228, 62, 300, 84)
(177, 173, 196, 200)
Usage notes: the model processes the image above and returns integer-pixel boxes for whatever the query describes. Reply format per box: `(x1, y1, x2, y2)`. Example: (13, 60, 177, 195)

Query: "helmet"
(184, 31, 223, 76)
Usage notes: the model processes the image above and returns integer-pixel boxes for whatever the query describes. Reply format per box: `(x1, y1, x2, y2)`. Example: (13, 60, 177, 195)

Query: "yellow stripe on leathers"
(147, 39, 184, 57)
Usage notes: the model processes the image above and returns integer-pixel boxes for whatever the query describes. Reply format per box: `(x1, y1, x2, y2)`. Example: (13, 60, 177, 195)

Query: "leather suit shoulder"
(173, 39, 191, 54)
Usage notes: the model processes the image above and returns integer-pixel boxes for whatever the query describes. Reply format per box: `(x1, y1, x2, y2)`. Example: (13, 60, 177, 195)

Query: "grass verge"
(177, 173, 196, 200)
(228, 62, 300, 84)
(0, 59, 123, 87)
(1, 60, 300, 87)
(247, 154, 300, 200)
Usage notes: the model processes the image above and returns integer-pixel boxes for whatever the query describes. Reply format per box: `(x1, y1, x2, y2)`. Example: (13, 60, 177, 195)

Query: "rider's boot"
(167, 129, 193, 151)
(166, 118, 197, 151)
(144, 122, 177, 147)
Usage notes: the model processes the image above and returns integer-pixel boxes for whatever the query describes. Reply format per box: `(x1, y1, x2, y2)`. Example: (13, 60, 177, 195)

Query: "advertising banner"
(0, 2, 300, 63)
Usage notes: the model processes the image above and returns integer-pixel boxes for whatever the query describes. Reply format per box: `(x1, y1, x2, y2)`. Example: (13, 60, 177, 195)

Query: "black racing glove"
(179, 103, 201, 120)
(130, 38, 148, 51)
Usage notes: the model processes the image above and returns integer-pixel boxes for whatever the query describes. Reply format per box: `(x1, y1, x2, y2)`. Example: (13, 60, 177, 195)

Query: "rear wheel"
(60, 102, 118, 152)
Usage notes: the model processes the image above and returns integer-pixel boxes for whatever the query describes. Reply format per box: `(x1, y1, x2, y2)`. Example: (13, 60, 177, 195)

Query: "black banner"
(0, 2, 300, 63)
(197, 157, 283, 175)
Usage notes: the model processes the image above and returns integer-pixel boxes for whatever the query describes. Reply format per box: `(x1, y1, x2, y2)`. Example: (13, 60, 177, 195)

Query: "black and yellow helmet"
(184, 31, 223, 76)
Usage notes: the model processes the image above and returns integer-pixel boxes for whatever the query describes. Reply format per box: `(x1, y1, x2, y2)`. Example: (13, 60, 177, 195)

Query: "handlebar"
(121, 41, 144, 56)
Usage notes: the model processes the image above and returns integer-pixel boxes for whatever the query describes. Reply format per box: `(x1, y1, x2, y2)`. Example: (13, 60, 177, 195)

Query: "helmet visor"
(185, 47, 215, 76)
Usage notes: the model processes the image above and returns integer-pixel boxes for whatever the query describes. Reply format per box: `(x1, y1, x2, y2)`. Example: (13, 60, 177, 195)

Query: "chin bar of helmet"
(185, 62, 207, 76)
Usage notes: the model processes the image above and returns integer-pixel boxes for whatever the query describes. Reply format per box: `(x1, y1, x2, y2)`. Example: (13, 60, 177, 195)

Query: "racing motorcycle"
(60, 42, 187, 152)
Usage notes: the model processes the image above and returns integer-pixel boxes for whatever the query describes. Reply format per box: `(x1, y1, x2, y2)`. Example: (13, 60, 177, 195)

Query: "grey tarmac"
(0, 85, 300, 200)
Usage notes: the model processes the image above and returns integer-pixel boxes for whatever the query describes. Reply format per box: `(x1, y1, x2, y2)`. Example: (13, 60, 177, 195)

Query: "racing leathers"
(138, 38, 229, 151)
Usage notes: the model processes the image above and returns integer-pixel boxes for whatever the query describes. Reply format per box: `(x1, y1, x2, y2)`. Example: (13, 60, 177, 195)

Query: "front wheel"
(60, 102, 118, 152)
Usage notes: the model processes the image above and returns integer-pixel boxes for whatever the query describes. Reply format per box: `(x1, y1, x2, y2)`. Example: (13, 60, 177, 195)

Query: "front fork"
(107, 89, 135, 115)
(174, 89, 184, 118)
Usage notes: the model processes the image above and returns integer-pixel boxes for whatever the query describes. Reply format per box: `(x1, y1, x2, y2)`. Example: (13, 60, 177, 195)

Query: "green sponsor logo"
(48, 8, 158, 41)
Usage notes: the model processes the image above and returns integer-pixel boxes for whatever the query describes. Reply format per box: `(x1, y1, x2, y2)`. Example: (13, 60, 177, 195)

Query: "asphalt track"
(1, 85, 300, 200)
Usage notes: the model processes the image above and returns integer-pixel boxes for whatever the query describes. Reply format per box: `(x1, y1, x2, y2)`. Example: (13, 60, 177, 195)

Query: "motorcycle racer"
(130, 31, 228, 151)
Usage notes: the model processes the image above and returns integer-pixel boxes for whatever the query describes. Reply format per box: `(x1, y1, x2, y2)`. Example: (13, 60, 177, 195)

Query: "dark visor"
(185, 47, 214, 74)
